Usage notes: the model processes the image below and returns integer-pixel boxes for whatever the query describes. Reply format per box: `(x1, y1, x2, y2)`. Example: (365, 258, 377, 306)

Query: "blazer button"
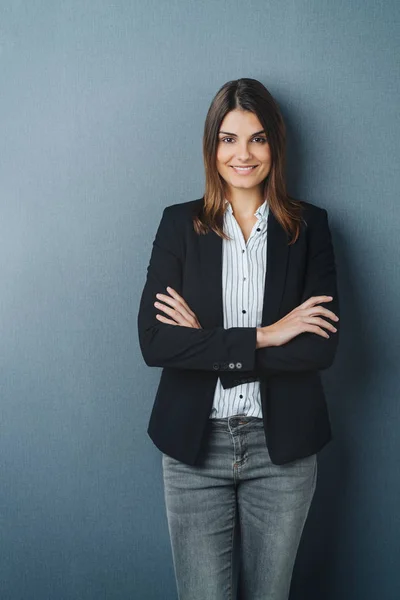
(221, 362, 228, 370)
(228, 362, 235, 369)
(213, 363, 220, 370)
(236, 362, 242, 369)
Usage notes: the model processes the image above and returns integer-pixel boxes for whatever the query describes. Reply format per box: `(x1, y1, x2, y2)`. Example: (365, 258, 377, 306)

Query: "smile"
(230, 166, 258, 175)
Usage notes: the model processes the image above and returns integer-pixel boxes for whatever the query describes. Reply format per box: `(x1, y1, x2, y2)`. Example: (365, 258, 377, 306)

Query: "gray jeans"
(162, 415, 317, 600)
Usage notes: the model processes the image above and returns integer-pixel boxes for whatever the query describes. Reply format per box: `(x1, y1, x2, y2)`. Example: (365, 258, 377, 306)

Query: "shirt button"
(256, 227, 260, 231)
(242, 309, 246, 314)
(239, 395, 243, 398)
(243, 277, 246, 281)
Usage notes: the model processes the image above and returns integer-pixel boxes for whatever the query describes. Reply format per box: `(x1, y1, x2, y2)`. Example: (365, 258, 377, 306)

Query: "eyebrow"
(218, 129, 266, 137)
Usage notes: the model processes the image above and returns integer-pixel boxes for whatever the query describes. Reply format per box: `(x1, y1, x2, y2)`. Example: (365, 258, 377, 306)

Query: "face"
(216, 109, 272, 195)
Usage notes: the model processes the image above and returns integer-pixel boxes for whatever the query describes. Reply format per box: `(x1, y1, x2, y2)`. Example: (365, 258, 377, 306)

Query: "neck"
(225, 187, 265, 219)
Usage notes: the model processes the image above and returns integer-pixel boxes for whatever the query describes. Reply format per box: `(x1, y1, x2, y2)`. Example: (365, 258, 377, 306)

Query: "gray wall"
(1, 1, 399, 599)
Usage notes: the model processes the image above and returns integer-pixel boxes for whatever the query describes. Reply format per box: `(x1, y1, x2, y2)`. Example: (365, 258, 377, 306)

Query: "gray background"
(1, 1, 399, 598)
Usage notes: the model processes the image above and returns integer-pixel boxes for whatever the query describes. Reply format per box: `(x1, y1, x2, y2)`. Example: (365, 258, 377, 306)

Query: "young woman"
(137, 78, 340, 600)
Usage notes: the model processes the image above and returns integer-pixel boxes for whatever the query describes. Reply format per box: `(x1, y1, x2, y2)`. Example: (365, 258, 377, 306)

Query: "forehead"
(219, 109, 263, 133)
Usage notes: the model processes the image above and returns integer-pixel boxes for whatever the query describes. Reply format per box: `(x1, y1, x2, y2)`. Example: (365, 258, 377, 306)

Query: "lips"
(230, 165, 258, 174)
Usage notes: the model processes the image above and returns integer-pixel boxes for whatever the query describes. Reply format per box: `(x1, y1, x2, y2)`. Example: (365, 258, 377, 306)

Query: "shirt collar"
(224, 198, 269, 221)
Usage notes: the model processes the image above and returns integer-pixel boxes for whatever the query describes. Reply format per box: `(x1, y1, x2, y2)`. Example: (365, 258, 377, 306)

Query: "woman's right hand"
(256, 295, 339, 348)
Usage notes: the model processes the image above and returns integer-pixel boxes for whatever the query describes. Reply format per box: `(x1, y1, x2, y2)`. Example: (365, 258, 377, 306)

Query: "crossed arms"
(137, 205, 340, 374)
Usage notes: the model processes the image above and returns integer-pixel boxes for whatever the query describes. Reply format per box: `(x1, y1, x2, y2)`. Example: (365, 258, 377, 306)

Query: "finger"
(155, 295, 195, 320)
(156, 314, 178, 325)
(155, 302, 192, 326)
(156, 313, 198, 328)
(307, 325, 330, 339)
(162, 289, 197, 318)
(316, 307, 339, 321)
(306, 316, 337, 333)
(305, 306, 339, 321)
(154, 300, 185, 321)
(155, 302, 182, 320)
(301, 295, 333, 309)
(161, 288, 185, 305)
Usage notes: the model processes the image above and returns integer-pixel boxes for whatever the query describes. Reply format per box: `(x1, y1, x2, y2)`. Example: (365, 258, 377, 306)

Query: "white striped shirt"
(209, 197, 269, 419)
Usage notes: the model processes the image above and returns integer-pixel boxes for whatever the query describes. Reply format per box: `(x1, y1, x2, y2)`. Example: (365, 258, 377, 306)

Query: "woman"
(137, 78, 340, 600)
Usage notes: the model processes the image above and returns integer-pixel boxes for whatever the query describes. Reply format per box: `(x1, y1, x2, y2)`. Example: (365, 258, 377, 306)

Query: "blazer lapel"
(199, 207, 290, 329)
(262, 208, 290, 326)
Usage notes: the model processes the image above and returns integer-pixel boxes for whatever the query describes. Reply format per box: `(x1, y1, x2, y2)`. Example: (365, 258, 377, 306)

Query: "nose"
(235, 141, 252, 161)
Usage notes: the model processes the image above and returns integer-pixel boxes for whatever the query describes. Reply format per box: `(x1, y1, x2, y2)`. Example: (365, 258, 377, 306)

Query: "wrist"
(256, 326, 269, 349)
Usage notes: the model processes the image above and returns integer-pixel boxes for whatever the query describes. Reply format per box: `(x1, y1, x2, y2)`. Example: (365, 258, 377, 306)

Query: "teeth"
(232, 166, 255, 170)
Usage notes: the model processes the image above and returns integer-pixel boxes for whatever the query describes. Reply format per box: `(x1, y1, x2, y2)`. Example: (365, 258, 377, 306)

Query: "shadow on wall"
(289, 217, 378, 599)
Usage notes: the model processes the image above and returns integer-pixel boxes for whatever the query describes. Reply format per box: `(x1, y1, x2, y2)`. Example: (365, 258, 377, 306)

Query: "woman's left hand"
(154, 286, 203, 329)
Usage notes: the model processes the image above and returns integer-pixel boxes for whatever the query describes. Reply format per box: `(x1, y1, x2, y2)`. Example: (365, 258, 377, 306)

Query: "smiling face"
(216, 109, 272, 196)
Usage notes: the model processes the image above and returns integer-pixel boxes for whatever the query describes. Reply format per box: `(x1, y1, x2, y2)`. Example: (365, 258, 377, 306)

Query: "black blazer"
(137, 197, 340, 466)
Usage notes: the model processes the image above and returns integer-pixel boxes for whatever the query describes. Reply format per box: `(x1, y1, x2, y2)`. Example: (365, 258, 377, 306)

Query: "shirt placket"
(235, 217, 259, 328)
(241, 239, 249, 328)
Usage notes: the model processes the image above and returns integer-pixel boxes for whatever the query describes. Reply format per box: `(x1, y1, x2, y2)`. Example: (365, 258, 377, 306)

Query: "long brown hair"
(193, 78, 304, 245)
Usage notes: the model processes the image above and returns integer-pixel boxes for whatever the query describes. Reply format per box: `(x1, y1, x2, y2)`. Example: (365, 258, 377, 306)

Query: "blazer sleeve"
(254, 208, 340, 373)
(137, 205, 257, 371)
